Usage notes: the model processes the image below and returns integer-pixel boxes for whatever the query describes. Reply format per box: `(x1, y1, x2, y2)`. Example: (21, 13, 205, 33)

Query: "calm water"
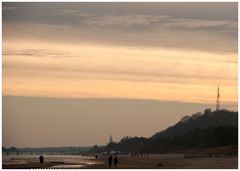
(2, 154, 96, 167)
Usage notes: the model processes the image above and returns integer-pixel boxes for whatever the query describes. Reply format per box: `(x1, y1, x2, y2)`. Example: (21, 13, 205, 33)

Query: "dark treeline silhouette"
(89, 109, 238, 153)
(2, 146, 19, 155)
(3, 146, 19, 153)
(152, 109, 237, 139)
(146, 126, 237, 153)
(2, 146, 7, 152)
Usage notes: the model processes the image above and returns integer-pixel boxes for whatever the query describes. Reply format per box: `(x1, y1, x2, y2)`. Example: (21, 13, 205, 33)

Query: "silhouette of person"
(95, 155, 98, 159)
(113, 155, 118, 168)
(108, 155, 113, 168)
(39, 155, 44, 164)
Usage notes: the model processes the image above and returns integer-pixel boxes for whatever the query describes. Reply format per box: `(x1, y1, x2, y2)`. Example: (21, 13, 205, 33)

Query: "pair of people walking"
(108, 154, 118, 168)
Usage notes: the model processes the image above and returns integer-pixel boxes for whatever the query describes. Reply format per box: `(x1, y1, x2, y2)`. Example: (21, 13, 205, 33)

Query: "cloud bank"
(3, 2, 238, 54)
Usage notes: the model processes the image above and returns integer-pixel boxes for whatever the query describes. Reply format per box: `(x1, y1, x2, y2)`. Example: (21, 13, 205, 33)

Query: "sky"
(2, 2, 238, 147)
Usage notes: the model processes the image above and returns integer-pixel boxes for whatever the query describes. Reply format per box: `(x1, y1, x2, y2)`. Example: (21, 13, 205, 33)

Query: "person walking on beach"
(39, 155, 44, 164)
(113, 155, 118, 168)
(108, 155, 113, 168)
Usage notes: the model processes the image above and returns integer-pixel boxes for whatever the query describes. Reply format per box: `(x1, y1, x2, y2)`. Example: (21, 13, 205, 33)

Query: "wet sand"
(3, 161, 97, 169)
(2, 154, 101, 169)
(3, 162, 64, 169)
(85, 154, 238, 169)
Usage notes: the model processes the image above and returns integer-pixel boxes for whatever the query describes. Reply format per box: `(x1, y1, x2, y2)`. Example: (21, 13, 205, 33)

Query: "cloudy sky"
(2, 3, 238, 147)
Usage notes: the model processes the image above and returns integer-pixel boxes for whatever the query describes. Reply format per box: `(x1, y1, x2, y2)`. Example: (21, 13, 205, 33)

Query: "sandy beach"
(2, 154, 237, 169)
(85, 154, 238, 169)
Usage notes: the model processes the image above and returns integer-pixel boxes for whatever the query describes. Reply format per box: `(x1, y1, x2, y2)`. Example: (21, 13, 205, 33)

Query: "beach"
(2, 153, 237, 169)
(85, 154, 238, 169)
(3, 162, 65, 169)
(2, 154, 102, 169)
